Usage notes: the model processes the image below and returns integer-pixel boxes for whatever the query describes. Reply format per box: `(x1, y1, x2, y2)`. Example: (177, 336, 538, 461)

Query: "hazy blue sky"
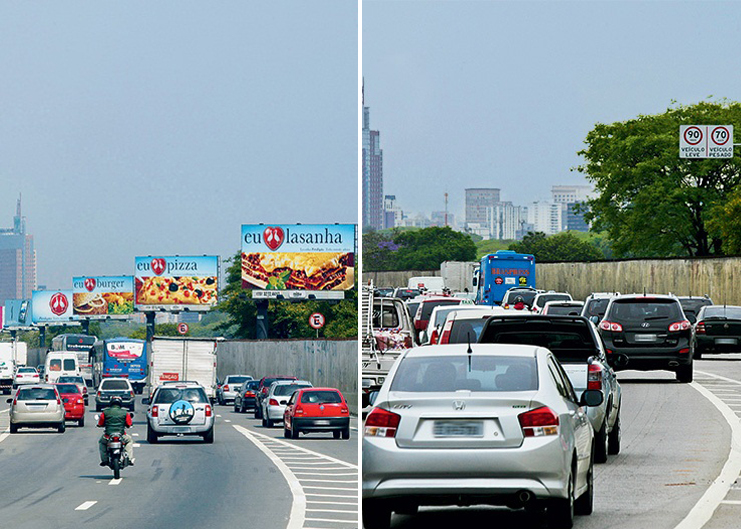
(364, 0, 741, 220)
(0, 2, 357, 289)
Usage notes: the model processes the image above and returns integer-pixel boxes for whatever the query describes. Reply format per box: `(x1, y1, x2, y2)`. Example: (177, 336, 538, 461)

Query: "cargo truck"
(0, 342, 28, 394)
(145, 337, 221, 402)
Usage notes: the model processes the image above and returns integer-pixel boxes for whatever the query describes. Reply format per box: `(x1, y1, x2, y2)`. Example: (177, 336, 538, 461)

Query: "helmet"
(110, 396, 123, 406)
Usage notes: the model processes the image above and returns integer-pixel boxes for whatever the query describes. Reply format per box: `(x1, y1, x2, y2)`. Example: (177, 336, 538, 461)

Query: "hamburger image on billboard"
(241, 224, 355, 290)
(72, 276, 134, 317)
(134, 256, 219, 309)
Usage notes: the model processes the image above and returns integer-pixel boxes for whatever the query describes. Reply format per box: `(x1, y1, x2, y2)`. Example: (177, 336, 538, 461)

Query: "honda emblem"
(453, 401, 466, 411)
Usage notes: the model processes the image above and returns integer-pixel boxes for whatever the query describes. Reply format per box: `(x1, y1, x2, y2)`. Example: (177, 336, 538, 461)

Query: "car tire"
(203, 427, 214, 444)
(78, 416, 85, 427)
(9, 423, 17, 434)
(341, 426, 350, 440)
(363, 500, 391, 529)
(694, 348, 703, 360)
(234, 401, 239, 413)
(677, 361, 693, 383)
(262, 417, 268, 428)
(291, 426, 300, 439)
(333, 430, 341, 439)
(147, 424, 158, 444)
(266, 418, 273, 428)
(548, 468, 574, 528)
(255, 407, 262, 419)
(608, 409, 621, 455)
(96, 404, 102, 412)
(58, 422, 66, 433)
(594, 422, 608, 464)
(574, 453, 594, 515)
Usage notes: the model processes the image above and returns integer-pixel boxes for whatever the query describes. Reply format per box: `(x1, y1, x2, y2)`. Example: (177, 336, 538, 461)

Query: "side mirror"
(129, 412, 135, 418)
(580, 389, 604, 407)
(142, 398, 150, 405)
(590, 316, 599, 324)
(6, 398, 12, 404)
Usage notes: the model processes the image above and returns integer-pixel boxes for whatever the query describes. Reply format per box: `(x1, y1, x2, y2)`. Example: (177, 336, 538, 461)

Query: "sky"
(363, 0, 741, 221)
(0, 2, 357, 290)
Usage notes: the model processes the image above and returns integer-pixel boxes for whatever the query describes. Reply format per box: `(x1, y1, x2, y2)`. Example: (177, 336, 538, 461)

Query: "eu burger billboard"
(134, 256, 219, 311)
(72, 276, 134, 317)
(241, 224, 355, 290)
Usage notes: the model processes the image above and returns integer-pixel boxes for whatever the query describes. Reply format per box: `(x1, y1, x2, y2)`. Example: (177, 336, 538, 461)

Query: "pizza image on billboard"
(134, 256, 219, 309)
(241, 224, 356, 291)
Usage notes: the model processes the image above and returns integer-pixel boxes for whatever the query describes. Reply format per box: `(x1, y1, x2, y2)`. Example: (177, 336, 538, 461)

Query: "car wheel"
(333, 430, 341, 439)
(548, 468, 574, 528)
(266, 418, 273, 428)
(254, 407, 262, 419)
(261, 417, 268, 428)
(594, 421, 608, 464)
(363, 500, 391, 529)
(677, 361, 693, 383)
(9, 423, 17, 434)
(147, 424, 158, 444)
(608, 409, 621, 455)
(95, 404, 102, 412)
(57, 422, 66, 433)
(203, 427, 214, 444)
(694, 348, 703, 360)
(574, 453, 594, 515)
(78, 416, 85, 427)
(341, 426, 350, 440)
(234, 401, 239, 413)
(291, 426, 300, 439)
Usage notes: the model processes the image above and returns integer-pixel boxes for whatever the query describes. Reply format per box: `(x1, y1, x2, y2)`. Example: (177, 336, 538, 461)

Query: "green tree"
(509, 231, 604, 262)
(363, 227, 477, 271)
(576, 99, 741, 257)
(708, 187, 741, 254)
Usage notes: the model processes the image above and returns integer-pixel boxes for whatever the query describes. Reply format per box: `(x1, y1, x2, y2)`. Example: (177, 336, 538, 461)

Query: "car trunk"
(703, 319, 741, 337)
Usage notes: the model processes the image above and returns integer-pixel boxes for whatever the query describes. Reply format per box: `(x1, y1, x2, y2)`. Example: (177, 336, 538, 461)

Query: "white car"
(532, 291, 573, 313)
(7, 384, 66, 433)
(422, 305, 505, 345)
(217, 374, 253, 405)
(262, 380, 313, 428)
(13, 367, 40, 388)
(144, 381, 215, 443)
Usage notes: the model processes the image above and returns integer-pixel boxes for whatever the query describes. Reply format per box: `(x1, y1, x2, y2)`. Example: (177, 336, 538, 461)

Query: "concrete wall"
(366, 270, 440, 288)
(216, 339, 358, 414)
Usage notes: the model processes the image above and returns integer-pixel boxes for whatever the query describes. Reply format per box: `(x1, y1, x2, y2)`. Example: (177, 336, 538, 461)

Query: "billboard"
(32, 290, 76, 323)
(241, 224, 355, 290)
(134, 256, 219, 311)
(3, 299, 32, 328)
(72, 276, 134, 318)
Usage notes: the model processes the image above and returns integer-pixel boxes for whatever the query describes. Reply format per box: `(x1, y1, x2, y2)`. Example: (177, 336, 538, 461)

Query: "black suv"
(598, 294, 693, 382)
(677, 295, 713, 324)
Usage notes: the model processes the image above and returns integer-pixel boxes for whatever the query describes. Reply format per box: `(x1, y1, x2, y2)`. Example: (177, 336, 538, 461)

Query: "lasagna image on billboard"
(73, 276, 134, 317)
(134, 256, 219, 310)
(241, 224, 355, 290)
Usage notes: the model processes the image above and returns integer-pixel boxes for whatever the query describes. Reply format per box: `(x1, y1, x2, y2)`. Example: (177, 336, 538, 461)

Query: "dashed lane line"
(75, 501, 97, 511)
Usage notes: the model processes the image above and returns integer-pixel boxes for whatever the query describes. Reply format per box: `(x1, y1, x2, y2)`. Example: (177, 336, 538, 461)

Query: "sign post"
(309, 312, 325, 338)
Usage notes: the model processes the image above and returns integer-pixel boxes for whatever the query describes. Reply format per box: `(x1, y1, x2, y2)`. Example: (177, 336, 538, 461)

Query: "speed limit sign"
(177, 323, 189, 335)
(680, 125, 734, 158)
(309, 313, 325, 329)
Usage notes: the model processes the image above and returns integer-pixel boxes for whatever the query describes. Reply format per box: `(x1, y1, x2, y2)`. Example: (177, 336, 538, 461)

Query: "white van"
(44, 352, 80, 384)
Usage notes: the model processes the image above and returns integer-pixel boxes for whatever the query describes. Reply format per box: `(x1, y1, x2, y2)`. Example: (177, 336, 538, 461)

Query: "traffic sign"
(177, 323, 189, 335)
(309, 313, 325, 329)
(679, 125, 734, 158)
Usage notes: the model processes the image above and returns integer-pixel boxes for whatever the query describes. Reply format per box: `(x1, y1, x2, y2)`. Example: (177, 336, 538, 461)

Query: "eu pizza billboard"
(241, 224, 355, 290)
(72, 276, 134, 318)
(134, 256, 219, 311)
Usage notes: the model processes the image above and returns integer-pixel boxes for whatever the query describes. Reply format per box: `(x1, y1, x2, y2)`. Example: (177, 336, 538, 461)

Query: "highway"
(0, 396, 359, 529)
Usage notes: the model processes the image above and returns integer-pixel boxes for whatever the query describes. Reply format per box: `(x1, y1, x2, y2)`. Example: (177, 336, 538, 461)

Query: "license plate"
(634, 334, 657, 342)
(172, 426, 191, 433)
(314, 420, 330, 425)
(434, 420, 484, 438)
(715, 338, 738, 345)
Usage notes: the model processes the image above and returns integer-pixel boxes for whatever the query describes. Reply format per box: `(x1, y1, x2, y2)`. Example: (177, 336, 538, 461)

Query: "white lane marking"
(299, 479, 357, 483)
(133, 444, 141, 447)
(224, 420, 232, 423)
(294, 472, 358, 476)
(132, 433, 139, 437)
(233, 425, 305, 529)
(216, 414, 222, 417)
(674, 375, 741, 529)
(721, 500, 741, 505)
(302, 486, 356, 491)
(306, 493, 356, 498)
(307, 500, 357, 505)
(247, 429, 357, 469)
(306, 518, 355, 523)
(306, 509, 358, 513)
(75, 501, 97, 511)
(109, 479, 122, 486)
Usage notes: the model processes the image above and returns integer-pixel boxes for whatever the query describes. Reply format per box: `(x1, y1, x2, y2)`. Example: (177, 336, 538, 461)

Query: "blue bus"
(475, 250, 536, 306)
(92, 338, 148, 394)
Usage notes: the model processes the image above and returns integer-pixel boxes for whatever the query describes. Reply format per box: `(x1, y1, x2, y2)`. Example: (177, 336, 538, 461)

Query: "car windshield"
(703, 306, 741, 320)
(275, 384, 311, 397)
(18, 368, 36, 373)
(227, 376, 251, 385)
(300, 390, 342, 404)
(17, 388, 57, 401)
(154, 387, 208, 404)
(609, 299, 682, 323)
(390, 355, 539, 392)
(100, 380, 130, 390)
(420, 300, 461, 320)
(246, 381, 260, 390)
(536, 294, 570, 308)
(56, 384, 80, 394)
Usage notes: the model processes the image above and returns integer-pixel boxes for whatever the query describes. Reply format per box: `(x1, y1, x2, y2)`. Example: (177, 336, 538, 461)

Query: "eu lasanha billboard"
(241, 224, 355, 290)
(72, 276, 134, 318)
(134, 256, 219, 311)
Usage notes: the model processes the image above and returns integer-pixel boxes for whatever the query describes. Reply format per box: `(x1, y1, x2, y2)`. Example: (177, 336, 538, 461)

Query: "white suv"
(262, 380, 313, 428)
(144, 381, 215, 443)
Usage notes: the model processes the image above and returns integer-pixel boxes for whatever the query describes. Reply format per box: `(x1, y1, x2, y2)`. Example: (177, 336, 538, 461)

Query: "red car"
(55, 383, 86, 427)
(283, 387, 350, 440)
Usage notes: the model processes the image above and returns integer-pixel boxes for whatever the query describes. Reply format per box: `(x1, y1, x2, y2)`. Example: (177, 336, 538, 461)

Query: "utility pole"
(444, 192, 449, 227)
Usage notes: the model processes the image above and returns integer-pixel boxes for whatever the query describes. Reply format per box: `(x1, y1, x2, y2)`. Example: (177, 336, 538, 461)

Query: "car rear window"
(63, 359, 76, 371)
(56, 384, 80, 394)
(390, 355, 538, 392)
(584, 298, 610, 318)
(154, 387, 208, 404)
(536, 294, 571, 308)
(482, 329, 596, 362)
(17, 388, 57, 401)
(101, 379, 130, 390)
(18, 367, 36, 373)
(608, 299, 682, 323)
(703, 306, 741, 319)
(419, 300, 461, 320)
(275, 384, 312, 397)
(448, 318, 490, 344)
(505, 290, 537, 306)
(227, 376, 251, 385)
(300, 390, 342, 404)
(49, 359, 62, 371)
(546, 305, 582, 316)
(246, 381, 260, 390)
(58, 376, 81, 384)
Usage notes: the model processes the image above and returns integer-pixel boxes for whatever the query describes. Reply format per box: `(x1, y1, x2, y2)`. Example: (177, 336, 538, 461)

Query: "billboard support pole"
(146, 312, 155, 343)
(256, 300, 269, 340)
(39, 326, 46, 350)
(81, 319, 90, 335)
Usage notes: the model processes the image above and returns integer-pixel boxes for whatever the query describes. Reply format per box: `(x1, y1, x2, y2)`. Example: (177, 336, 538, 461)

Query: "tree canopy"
(576, 99, 741, 257)
(363, 227, 477, 271)
(509, 231, 604, 262)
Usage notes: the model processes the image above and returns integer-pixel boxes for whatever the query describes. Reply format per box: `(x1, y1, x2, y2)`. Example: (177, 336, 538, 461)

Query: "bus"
(92, 338, 148, 394)
(51, 333, 97, 387)
(475, 250, 536, 306)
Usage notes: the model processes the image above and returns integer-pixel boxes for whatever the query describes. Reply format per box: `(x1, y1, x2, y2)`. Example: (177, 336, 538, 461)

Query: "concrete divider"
(216, 339, 358, 414)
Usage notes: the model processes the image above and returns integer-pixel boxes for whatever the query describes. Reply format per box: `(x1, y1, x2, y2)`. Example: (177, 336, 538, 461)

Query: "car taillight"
(669, 320, 691, 332)
(587, 363, 603, 391)
(245, 391, 254, 397)
(599, 321, 623, 332)
(77, 399, 84, 405)
(130, 391, 134, 398)
(295, 404, 304, 415)
(269, 398, 279, 406)
(224, 385, 229, 392)
(340, 406, 349, 415)
(97, 391, 101, 397)
(503, 304, 510, 309)
(696, 322, 706, 334)
(365, 407, 401, 438)
(679, 348, 690, 354)
(430, 328, 439, 345)
(518, 406, 560, 437)
(151, 406, 158, 417)
(205, 405, 212, 417)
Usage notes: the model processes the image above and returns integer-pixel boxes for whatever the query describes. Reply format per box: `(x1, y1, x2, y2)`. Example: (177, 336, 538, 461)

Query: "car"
(501, 287, 542, 309)
(283, 387, 351, 440)
(7, 384, 66, 433)
(254, 376, 298, 419)
(437, 307, 509, 344)
(422, 305, 505, 345)
(598, 294, 693, 382)
(44, 351, 80, 384)
(234, 380, 261, 412)
(374, 287, 395, 298)
(531, 291, 573, 313)
(412, 296, 468, 340)
(677, 295, 714, 324)
(581, 292, 621, 323)
(13, 366, 40, 388)
(691, 305, 741, 359)
(479, 314, 622, 463)
(217, 374, 253, 405)
(392, 288, 420, 302)
(261, 380, 313, 427)
(362, 343, 601, 529)
(541, 301, 585, 316)
(55, 383, 86, 427)
(57, 375, 89, 404)
(95, 377, 135, 411)
(143, 381, 215, 443)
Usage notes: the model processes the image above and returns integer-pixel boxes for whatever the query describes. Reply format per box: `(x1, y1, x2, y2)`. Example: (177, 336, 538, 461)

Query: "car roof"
(271, 380, 311, 387)
(404, 343, 542, 358)
(613, 293, 679, 301)
(296, 387, 342, 393)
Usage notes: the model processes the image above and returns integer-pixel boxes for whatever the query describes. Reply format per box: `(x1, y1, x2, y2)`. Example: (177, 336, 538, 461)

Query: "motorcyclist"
(97, 396, 134, 467)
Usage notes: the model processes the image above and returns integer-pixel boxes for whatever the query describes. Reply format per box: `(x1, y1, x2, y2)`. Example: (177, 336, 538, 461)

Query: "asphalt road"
(0, 396, 359, 529)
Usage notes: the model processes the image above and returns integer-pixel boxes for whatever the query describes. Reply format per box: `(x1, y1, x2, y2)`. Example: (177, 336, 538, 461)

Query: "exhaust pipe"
(515, 490, 534, 505)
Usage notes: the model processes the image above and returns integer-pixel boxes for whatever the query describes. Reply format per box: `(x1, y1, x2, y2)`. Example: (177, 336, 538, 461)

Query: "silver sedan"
(362, 343, 601, 529)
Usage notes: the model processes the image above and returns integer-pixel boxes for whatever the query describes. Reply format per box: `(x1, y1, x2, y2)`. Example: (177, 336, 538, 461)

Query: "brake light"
(269, 398, 279, 406)
(587, 363, 603, 391)
(429, 328, 439, 345)
(365, 407, 401, 438)
(696, 322, 706, 334)
(599, 321, 623, 332)
(679, 348, 690, 354)
(295, 404, 304, 415)
(669, 320, 691, 332)
(224, 385, 229, 392)
(340, 406, 349, 414)
(519, 406, 559, 437)
(245, 391, 254, 397)
(205, 405, 212, 417)
(130, 391, 134, 399)
(77, 399, 84, 405)
(439, 319, 454, 344)
(151, 406, 158, 417)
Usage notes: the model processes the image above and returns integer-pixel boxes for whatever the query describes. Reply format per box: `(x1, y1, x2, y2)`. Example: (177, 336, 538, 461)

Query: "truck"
(475, 250, 536, 306)
(145, 336, 220, 402)
(440, 261, 479, 293)
(0, 341, 28, 394)
(406, 276, 445, 292)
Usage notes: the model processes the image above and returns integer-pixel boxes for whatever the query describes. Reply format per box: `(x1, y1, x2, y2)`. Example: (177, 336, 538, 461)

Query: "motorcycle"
(104, 431, 131, 479)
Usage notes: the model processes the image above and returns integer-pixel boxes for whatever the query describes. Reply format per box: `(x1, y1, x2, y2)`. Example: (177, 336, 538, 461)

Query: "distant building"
(465, 188, 500, 233)
(362, 105, 384, 231)
(488, 202, 525, 240)
(528, 201, 563, 236)
(383, 195, 402, 230)
(430, 211, 455, 228)
(0, 196, 37, 307)
(552, 185, 594, 232)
